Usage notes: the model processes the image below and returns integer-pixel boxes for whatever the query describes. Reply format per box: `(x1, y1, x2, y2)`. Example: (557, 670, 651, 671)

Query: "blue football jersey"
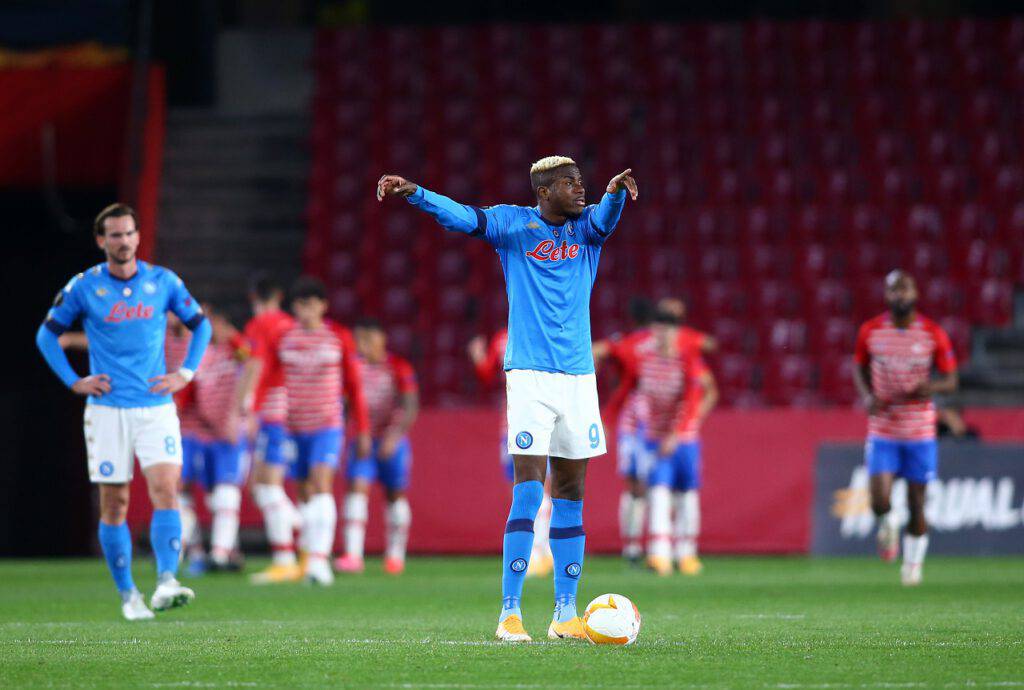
(44, 261, 204, 408)
(408, 187, 626, 374)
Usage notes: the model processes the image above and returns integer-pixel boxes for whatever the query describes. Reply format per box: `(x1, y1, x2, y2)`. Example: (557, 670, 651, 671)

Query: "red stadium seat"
(308, 20, 1023, 405)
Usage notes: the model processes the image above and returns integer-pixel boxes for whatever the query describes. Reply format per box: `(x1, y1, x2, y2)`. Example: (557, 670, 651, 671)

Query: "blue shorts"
(289, 428, 343, 480)
(180, 434, 205, 485)
(617, 429, 653, 481)
(865, 437, 938, 484)
(646, 439, 701, 491)
(181, 437, 249, 490)
(346, 437, 412, 491)
(254, 421, 291, 466)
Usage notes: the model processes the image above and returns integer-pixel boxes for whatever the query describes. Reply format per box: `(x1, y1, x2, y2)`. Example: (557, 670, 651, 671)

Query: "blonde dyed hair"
(530, 155, 577, 175)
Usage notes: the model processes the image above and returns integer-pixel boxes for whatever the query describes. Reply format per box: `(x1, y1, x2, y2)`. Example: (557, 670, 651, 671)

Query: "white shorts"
(84, 403, 183, 483)
(505, 369, 607, 460)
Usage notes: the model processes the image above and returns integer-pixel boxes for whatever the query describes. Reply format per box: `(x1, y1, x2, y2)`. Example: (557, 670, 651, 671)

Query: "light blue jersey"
(38, 261, 209, 408)
(407, 187, 626, 374)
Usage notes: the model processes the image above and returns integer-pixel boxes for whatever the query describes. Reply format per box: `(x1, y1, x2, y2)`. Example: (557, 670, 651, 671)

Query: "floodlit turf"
(0, 556, 1021, 689)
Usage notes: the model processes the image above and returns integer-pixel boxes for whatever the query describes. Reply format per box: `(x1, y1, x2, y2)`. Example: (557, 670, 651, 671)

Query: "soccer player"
(611, 310, 718, 576)
(468, 328, 554, 577)
(594, 297, 716, 565)
(853, 270, 957, 586)
(378, 156, 637, 642)
(335, 318, 419, 575)
(277, 276, 371, 585)
(35, 203, 211, 620)
(165, 313, 213, 573)
(242, 275, 305, 585)
(191, 304, 252, 572)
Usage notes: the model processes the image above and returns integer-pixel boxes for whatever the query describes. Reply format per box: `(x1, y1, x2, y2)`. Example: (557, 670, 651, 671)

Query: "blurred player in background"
(165, 313, 213, 573)
(594, 297, 715, 565)
(35, 203, 211, 619)
(277, 276, 371, 585)
(379, 156, 637, 642)
(243, 275, 304, 585)
(853, 270, 958, 586)
(593, 298, 654, 564)
(468, 328, 553, 577)
(336, 318, 419, 575)
(188, 304, 252, 573)
(611, 308, 718, 576)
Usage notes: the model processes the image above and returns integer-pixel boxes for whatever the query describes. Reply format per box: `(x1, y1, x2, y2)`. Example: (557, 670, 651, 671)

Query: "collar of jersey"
(101, 261, 148, 283)
(532, 207, 572, 228)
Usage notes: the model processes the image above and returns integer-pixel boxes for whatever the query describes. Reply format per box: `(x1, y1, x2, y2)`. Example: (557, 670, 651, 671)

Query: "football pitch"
(1, 556, 1021, 689)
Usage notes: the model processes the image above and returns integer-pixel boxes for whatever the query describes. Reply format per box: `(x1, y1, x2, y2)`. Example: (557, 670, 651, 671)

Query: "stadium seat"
(307, 19, 1017, 405)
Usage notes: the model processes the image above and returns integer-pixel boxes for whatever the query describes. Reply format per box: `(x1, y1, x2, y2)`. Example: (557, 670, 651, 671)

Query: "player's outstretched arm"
(377, 174, 482, 236)
(592, 168, 638, 237)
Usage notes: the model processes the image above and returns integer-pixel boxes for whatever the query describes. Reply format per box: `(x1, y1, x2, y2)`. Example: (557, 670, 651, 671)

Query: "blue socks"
(98, 521, 135, 595)
(150, 509, 182, 580)
(501, 480, 544, 621)
(550, 498, 585, 623)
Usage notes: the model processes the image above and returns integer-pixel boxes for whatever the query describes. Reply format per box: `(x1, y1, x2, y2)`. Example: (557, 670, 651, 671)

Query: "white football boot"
(305, 557, 334, 586)
(121, 590, 155, 621)
(150, 578, 196, 611)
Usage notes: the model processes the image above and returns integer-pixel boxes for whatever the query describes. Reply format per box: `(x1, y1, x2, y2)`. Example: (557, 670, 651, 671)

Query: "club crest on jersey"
(515, 431, 533, 449)
(104, 301, 155, 323)
(525, 239, 580, 263)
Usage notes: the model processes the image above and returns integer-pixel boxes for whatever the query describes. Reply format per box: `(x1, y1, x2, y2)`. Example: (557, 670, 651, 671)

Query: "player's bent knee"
(871, 497, 892, 515)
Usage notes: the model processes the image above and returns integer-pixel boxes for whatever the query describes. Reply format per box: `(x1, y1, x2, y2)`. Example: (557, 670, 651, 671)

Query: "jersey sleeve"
(337, 327, 370, 434)
(580, 190, 627, 246)
(853, 322, 872, 366)
(394, 357, 418, 394)
(931, 324, 958, 374)
(166, 271, 205, 328)
(44, 274, 85, 334)
(674, 349, 705, 434)
(476, 205, 518, 247)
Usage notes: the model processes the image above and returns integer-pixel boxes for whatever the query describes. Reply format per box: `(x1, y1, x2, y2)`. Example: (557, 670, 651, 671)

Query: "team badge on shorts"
(510, 558, 528, 572)
(565, 562, 582, 578)
(515, 431, 533, 450)
(99, 461, 114, 477)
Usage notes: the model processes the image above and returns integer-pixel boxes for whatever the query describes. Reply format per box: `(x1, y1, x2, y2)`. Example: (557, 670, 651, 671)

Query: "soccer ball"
(582, 593, 641, 645)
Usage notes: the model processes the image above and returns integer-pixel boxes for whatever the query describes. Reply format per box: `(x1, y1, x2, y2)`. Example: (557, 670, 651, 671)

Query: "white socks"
(208, 484, 241, 564)
(344, 493, 369, 559)
(903, 533, 929, 565)
(647, 485, 673, 560)
(254, 483, 297, 566)
(385, 498, 412, 561)
(673, 491, 700, 560)
(179, 492, 200, 555)
(302, 493, 337, 563)
(619, 492, 647, 557)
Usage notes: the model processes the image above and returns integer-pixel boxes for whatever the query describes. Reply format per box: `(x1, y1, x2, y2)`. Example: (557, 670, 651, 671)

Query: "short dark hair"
(94, 203, 137, 236)
(249, 272, 283, 302)
(354, 316, 383, 331)
(530, 163, 579, 193)
(290, 276, 327, 302)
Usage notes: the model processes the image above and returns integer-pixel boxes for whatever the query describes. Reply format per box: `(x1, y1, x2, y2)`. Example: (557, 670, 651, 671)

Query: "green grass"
(0, 556, 1022, 689)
